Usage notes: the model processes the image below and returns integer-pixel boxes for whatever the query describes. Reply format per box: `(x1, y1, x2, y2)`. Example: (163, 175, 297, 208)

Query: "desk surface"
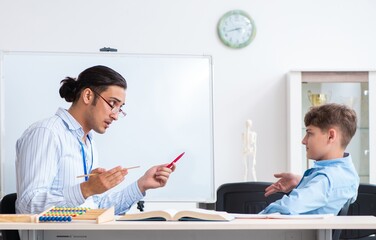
(0, 216, 375, 230)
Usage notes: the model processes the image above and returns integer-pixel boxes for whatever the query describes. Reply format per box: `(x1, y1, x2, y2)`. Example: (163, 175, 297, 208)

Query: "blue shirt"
(260, 153, 359, 215)
(15, 108, 144, 215)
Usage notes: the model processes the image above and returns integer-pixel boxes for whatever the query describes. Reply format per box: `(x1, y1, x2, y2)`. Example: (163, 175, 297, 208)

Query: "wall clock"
(217, 10, 256, 49)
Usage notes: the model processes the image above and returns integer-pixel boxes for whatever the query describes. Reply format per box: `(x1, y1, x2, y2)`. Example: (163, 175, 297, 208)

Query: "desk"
(1, 216, 375, 240)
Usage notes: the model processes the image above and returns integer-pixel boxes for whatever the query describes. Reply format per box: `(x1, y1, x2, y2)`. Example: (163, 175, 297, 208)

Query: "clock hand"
(227, 27, 243, 32)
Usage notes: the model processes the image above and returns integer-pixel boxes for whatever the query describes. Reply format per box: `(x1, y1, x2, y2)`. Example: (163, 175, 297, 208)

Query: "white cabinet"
(287, 71, 376, 183)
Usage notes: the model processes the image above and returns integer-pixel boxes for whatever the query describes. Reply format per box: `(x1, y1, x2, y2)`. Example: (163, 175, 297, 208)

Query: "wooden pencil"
(76, 166, 140, 178)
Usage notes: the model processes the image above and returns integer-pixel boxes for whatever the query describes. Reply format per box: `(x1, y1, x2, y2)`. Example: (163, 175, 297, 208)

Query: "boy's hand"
(264, 172, 302, 197)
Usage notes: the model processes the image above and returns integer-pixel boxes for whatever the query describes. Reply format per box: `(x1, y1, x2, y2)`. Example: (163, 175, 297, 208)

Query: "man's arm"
(95, 164, 175, 215)
(80, 166, 128, 198)
(137, 164, 175, 193)
(16, 127, 84, 213)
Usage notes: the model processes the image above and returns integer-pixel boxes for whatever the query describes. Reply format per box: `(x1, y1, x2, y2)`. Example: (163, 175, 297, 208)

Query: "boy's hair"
(304, 103, 357, 148)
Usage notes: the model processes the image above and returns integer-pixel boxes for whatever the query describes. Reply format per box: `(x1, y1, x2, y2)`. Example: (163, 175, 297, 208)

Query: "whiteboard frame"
(0, 51, 215, 202)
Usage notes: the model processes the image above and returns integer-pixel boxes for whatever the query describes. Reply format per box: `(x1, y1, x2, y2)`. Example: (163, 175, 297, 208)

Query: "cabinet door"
(287, 71, 376, 184)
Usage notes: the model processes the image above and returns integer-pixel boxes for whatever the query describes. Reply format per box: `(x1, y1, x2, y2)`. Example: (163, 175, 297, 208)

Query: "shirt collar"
(55, 107, 93, 140)
(313, 153, 351, 167)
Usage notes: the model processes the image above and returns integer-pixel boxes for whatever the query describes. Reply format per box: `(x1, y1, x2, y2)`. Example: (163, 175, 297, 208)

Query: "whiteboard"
(0, 51, 214, 202)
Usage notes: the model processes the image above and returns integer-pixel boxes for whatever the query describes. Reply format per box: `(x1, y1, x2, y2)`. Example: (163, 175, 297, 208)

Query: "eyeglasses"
(91, 89, 126, 118)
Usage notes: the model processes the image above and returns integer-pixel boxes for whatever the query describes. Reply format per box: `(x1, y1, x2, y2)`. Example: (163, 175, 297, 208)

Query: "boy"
(261, 103, 359, 215)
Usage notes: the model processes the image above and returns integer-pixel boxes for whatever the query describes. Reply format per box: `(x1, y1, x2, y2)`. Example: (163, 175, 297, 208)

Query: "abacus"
(0, 206, 114, 224)
(37, 206, 114, 224)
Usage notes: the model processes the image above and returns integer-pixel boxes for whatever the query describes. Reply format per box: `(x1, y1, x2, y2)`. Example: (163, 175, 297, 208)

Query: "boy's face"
(302, 125, 332, 161)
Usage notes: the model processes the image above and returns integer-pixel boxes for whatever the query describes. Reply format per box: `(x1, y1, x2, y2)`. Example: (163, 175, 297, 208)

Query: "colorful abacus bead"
(39, 207, 88, 222)
(39, 215, 72, 222)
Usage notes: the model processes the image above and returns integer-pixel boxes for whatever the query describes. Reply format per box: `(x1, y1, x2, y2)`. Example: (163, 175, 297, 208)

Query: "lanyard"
(78, 136, 93, 181)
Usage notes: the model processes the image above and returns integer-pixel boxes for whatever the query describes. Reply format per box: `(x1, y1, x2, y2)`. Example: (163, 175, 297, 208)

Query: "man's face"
(88, 86, 126, 134)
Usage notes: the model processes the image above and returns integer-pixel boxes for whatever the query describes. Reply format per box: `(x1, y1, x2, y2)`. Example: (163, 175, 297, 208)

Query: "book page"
(173, 209, 234, 221)
(117, 209, 235, 221)
(117, 209, 179, 221)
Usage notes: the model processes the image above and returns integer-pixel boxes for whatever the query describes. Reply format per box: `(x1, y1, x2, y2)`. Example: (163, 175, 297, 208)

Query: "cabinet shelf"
(287, 71, 376, 184)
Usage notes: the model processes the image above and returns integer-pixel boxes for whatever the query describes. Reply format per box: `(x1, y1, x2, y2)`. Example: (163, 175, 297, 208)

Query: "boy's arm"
(265, 173, 302, 197)
(261, 175, 329, 215)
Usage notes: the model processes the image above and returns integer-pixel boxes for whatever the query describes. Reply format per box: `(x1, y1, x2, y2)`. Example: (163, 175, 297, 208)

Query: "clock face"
(217, 10, 256, 49)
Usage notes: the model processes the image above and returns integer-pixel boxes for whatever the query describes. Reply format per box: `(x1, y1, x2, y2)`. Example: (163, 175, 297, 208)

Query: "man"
(16, 65, 175, 216)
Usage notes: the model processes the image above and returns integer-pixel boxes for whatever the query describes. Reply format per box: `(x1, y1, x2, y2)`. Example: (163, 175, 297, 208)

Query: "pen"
(166, 152, 185, 168)
(76, 166, 140, 178)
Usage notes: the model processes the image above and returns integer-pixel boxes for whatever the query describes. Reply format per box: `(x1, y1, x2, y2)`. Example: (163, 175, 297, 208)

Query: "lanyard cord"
(79, 136, 93, 181)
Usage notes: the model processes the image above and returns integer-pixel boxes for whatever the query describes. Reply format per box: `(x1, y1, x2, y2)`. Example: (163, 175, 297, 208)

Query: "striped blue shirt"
(260, 153, 359, 215)
(15, 108, 144, 215)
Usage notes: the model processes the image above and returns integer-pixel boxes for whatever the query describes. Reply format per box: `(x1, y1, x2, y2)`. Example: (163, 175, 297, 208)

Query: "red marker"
(166, 152, 185, 168)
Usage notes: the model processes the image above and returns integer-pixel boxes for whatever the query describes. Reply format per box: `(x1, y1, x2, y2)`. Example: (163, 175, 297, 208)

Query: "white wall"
(1, 0, 376, 208)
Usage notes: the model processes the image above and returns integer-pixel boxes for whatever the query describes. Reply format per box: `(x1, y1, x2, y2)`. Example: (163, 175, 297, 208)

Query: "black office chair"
(215, 181, 286, 213)
(333, 198, 352, 240)
(340, 183, 376, 239)
(0, 193, 21, 240)
(215, 181, 352, 240)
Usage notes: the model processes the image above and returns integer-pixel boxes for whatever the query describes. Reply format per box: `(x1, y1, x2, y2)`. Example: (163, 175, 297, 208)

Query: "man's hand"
(137, 164, 175, 193)
(264, 172, 302, 197)
(80, 166, 128, 198)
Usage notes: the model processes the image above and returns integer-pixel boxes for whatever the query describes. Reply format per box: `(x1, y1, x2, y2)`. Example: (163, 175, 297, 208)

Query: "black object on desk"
(137, 201, 145, 212)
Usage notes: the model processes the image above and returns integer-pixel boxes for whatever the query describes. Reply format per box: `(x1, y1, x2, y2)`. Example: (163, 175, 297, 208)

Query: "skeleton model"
(242, 120, 257, 181)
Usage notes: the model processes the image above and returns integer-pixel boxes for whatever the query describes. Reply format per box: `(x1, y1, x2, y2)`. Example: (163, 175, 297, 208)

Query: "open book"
(117, 208, 235, 221)
(231, 213, 334, 219)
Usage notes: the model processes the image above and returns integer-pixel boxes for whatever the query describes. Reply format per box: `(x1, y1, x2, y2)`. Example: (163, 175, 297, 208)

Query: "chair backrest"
(215, 181, 286, 213)
(332, 198, 352, 240)
(340, 183, 376, 239)
(215, 181, 357, 240)
(0, 193, 20, 240)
